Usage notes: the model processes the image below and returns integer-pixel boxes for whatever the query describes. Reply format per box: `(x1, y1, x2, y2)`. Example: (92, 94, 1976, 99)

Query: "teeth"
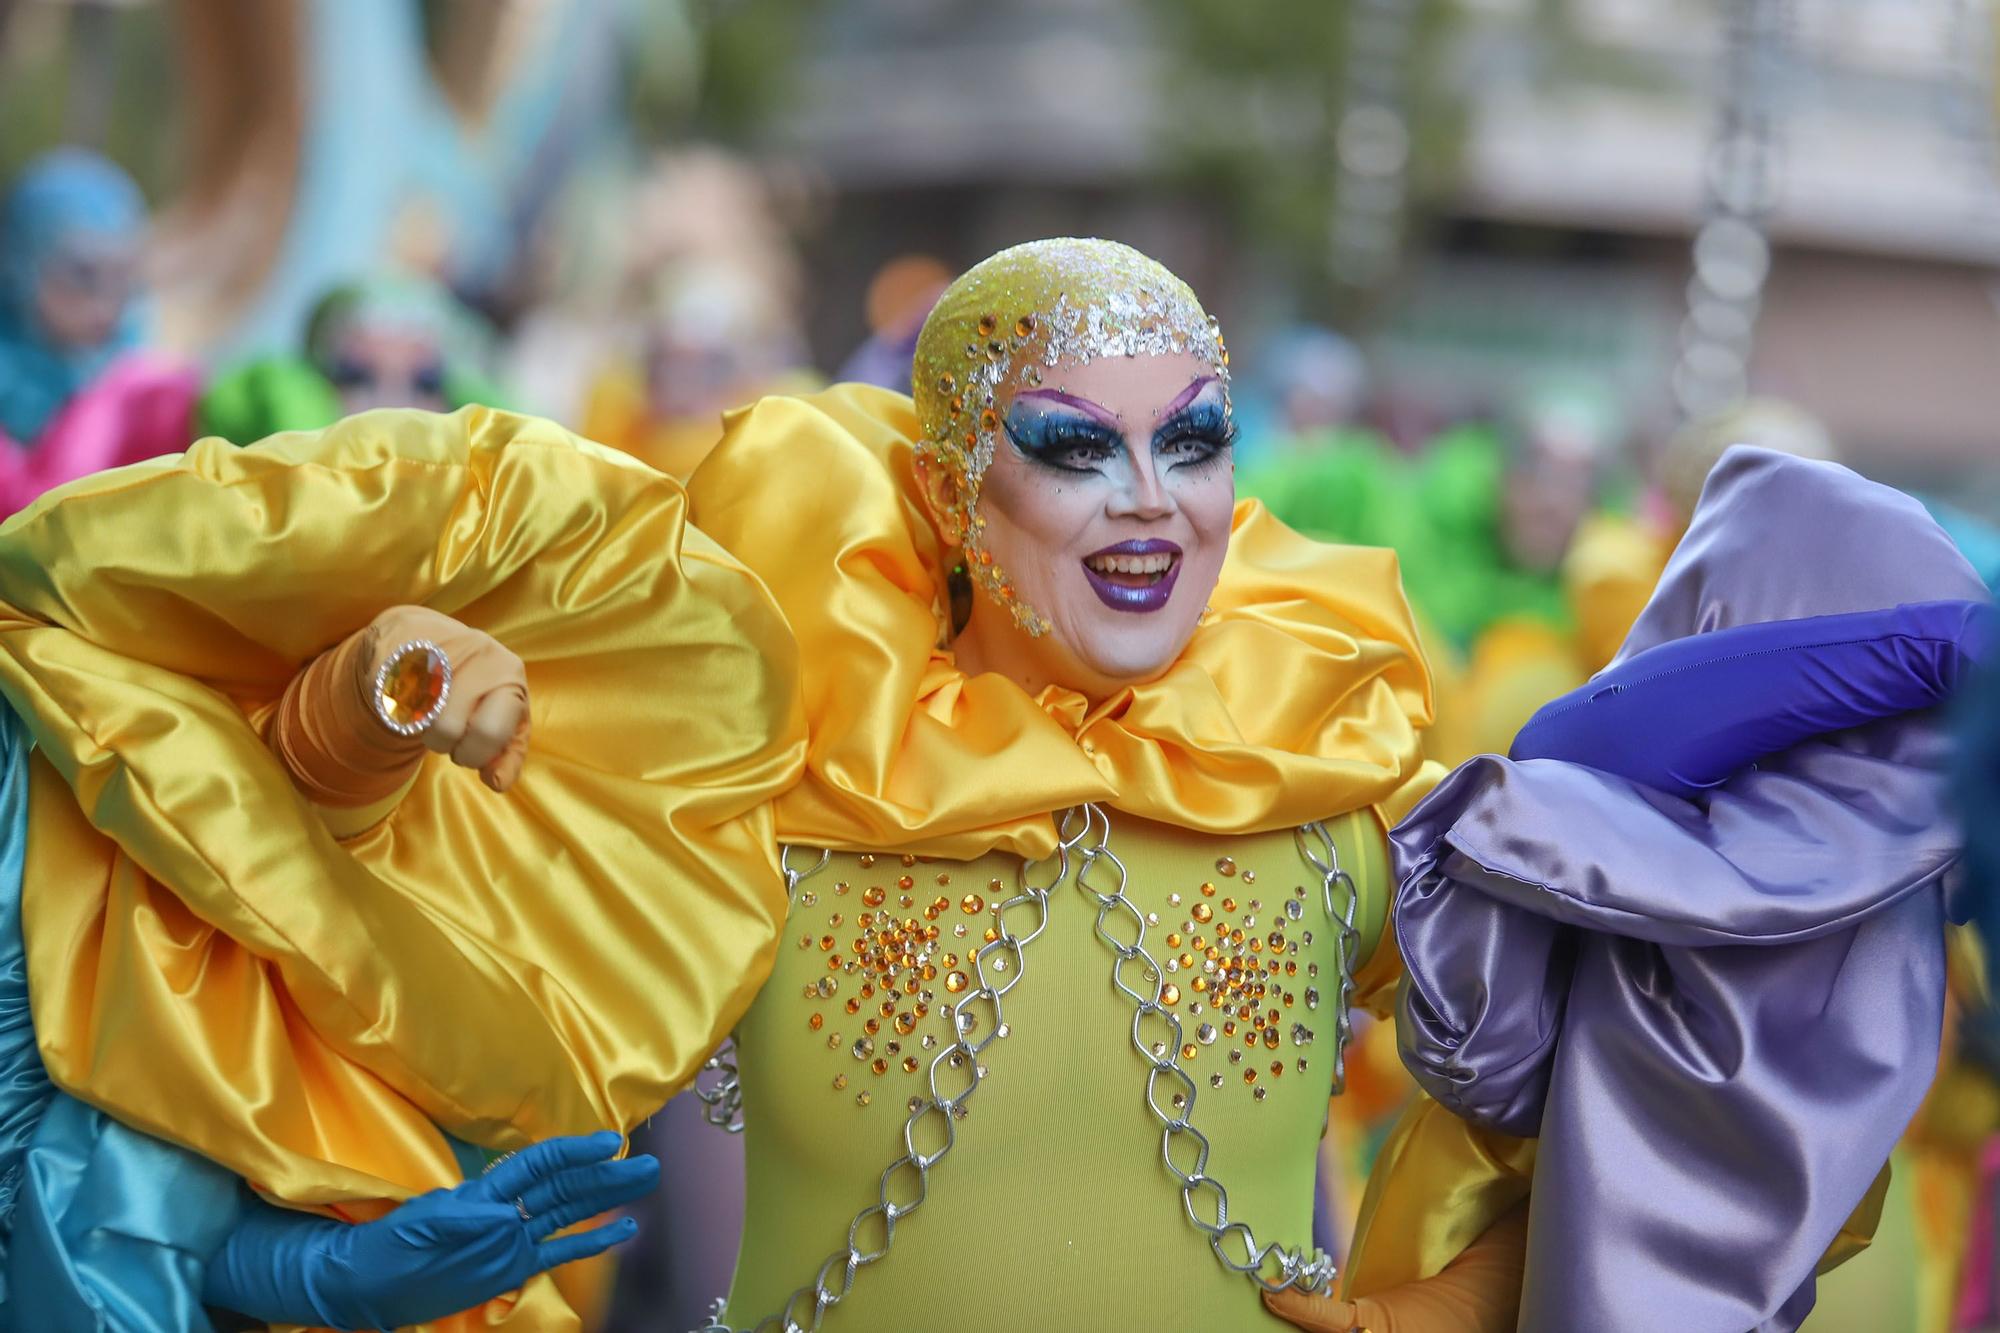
(1086, 552, 1175, 575)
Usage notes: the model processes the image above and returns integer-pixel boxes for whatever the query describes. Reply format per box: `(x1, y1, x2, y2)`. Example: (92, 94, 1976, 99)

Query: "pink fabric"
(0, 354, 199, 515)
(1955, 1135, 2000, 1328)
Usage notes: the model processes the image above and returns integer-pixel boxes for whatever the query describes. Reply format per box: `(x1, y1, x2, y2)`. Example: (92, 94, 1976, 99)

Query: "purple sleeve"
(1391, 446, 1987, 1331)
(1510, 600, 1992, 797)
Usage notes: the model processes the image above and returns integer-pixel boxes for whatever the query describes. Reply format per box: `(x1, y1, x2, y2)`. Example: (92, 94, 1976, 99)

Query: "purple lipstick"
(1081, 539, 1182, 613)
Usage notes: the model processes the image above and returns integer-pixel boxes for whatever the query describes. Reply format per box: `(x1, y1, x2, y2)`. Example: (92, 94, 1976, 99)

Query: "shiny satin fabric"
(1513, 599, 1993, 800)
(686, 384, 1439, 858)
(1391, 446, 1989, 1331)
(0, 408, 806, 1328)
(0, 709, 243, 1331)
(10, 1096, 242, 1333)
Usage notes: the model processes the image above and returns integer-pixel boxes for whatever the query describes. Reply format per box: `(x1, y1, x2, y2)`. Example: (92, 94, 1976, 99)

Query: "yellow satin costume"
(0, 382, 1535, 1329)
(0, 408, 806, 1330)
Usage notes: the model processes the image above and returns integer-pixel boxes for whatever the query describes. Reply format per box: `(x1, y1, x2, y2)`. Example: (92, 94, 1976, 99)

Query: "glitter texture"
(911, 238, 1229, 636)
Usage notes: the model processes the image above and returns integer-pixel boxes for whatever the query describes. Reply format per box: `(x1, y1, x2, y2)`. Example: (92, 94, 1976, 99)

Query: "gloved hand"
(1511, 599, 1992, 797)
(369, 604, 532, 792)
(270, 604, 531, 808)
(1262, 1205, 1528, 1333)
(203, 1130, 658, 1331)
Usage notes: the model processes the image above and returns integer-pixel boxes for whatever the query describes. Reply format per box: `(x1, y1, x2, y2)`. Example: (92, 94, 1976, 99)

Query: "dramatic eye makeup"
(1003, 403, 1123, 473)
(1153, 393, 1235, 470)
(1005, 382, 1234, 476)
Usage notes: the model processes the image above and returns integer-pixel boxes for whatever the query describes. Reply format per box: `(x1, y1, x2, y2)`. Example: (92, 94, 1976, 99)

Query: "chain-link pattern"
(694, 847, 833, 1136)
(699, 808, 1360, 1329)
(700, 812, 1087, 1333)
(691, 1041, 745, 1134)
(1071, 804, 1341, 1297)
(1296, 821, 1361, 1095)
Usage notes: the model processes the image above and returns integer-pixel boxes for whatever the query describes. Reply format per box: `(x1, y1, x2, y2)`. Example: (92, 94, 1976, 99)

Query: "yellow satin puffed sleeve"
(0, 409, 806, 1223)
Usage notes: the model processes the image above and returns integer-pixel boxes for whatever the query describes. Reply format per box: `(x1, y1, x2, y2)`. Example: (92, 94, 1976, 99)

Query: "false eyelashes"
(1003, 401, 1236, 476)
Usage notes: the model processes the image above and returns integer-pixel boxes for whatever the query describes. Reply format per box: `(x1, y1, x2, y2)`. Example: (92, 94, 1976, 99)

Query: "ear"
(916, 455, 968, 548)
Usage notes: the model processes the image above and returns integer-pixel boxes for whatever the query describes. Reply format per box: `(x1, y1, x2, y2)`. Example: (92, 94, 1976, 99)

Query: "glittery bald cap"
(911, 238, 1228, 632)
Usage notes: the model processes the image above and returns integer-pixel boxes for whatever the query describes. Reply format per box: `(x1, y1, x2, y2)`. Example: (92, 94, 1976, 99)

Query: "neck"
(951, 594, 1120, 702)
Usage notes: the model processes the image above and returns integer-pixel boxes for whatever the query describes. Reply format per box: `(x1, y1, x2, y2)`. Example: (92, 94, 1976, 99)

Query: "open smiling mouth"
(1080, 540, 1183, 613)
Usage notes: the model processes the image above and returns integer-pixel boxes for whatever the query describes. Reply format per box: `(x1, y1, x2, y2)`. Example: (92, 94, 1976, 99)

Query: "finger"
(411, 1198, 527, 1248)
(521, 1156, 659, 1241)
(479, 1130, 623, 1201)
(1263, 1286, 1366, 1332)
(531, 1216, 639, 1274)
(421, 688, 471, 756)
(482, 717, 529, 793)
(451, 685, 527, 774)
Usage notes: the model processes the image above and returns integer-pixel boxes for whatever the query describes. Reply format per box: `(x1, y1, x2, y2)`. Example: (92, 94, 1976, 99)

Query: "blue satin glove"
(1511, 599, 1993, 797)
(202, 1130, 658, 1331)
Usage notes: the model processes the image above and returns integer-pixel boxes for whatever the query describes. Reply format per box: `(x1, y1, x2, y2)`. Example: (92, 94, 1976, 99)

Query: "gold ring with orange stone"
(371, 638, 453, 737)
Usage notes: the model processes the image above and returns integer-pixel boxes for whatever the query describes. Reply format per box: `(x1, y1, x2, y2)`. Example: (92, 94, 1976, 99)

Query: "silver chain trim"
(700, 807, 1360, 1330)
(694, 848, 833, 1136)
(1297, 821, 1361, 1095)
(1071, 804, 1342, 1296)
(701, 812, 1084, 1333)
(691, 1042, 745, 1134)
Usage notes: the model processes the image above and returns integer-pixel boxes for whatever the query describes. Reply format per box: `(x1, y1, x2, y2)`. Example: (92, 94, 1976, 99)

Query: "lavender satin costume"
(1393, 446, 1988, 1332)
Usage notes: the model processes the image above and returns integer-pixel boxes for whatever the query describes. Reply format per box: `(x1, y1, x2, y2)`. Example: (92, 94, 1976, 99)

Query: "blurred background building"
(4, 2, 1997, 1330)
(4, 0, 1997, 513)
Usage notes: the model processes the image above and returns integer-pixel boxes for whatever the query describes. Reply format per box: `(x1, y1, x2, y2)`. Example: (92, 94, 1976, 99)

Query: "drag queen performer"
(0, 239, 1979, 1332)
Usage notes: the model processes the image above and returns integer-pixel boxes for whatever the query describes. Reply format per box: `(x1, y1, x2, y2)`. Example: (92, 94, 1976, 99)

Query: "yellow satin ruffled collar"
(687, 384, 1435, 859)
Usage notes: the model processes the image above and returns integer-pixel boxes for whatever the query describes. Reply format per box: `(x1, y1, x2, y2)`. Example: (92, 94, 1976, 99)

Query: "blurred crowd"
(6, 0, 2000, 1329)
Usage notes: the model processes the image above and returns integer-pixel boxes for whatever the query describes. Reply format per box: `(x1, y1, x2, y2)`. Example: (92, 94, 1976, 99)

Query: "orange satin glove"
(1263, 1205, 1528, 1333)
(270, 605, 531, 806)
